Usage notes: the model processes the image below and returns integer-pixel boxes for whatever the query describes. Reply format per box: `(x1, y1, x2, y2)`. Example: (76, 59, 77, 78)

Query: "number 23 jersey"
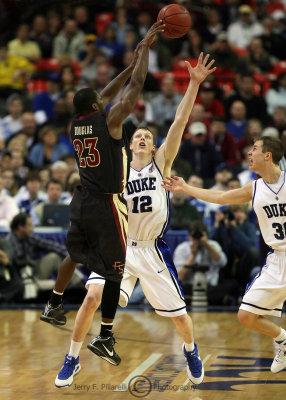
(124, 160, 170, 241)
(252, 172, 286, 251)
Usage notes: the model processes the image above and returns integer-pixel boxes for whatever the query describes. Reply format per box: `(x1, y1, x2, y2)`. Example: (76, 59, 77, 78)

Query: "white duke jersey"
(252, 171, 286, 251)
(124, 160, 170, 241)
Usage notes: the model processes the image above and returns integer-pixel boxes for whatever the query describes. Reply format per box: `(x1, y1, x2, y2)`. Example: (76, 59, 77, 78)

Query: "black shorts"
(67, 186, 127, 282)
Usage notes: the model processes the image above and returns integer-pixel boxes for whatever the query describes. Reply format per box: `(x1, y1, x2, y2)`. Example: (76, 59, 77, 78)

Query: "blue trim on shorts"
(155, 237, 185, 300)
(244, 251, 272, 293)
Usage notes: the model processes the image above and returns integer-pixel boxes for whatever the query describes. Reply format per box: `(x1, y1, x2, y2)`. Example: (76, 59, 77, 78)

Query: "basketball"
(157, 4, 191, 38)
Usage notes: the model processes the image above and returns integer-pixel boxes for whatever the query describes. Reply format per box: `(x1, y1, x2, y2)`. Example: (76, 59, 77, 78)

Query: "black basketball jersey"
(70, 111, 130, 193)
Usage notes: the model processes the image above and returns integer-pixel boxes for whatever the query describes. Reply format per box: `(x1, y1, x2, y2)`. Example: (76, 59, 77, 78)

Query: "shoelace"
(275, 347, 286, 363)
(60, 358, 76, 378)
(185, 349, 201, 373)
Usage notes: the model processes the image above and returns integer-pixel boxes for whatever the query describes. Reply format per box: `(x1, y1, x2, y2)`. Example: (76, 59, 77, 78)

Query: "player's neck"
(261, 165, 282, 184)
(131, 153, 152, 170)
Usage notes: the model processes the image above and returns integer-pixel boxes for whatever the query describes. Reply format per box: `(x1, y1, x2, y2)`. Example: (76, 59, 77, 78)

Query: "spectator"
(237, 37, 272, 74)
(150, 73, 183, 138)
(211, 31, 239, 71)
(227, 4, 263, 50)
(0, 175, 19, 227)
(209, 116, 240, 166)
(271, 106, 286, 136)
(265, 73, 286, 116)
(179, 29, 205, 59)
(1, 169, 19, 196)
(31, 179, 65, 225)
(33, 73, 62, 123)
(110, 7, 133, 46)
(0, 44, 35, 101)
(50, 160, 68, 187)
(196, 82, 225, 122)
(14, 171, 45, 214)
(173, 221, 228, 305)
(0, 94, 23, 141)
(259, 16, 286, 60)
(123, 100, 148, 139)
(224, 73, 269, 125)
(186, 174, 209, 224)
(202, 6, 223, 47)
(8, 23, 42, 62)
(53, 19, 85, 60)
(210, 163, 233, 191)
(170, 191, 202, 230)
(226, 100, 248, 141)
(61, 154, 77, 175)
(73, 5, 96, 34)
(78, 36, 102, 83)
(96, 24, 124, 62)
(8, 212, 68, 297)
(179, 121, 223, 186)
(91, 64, 113, 94)
(38, 167, 51, 191)
(238, 119, 263, 168)
(212, 204, 259, 291)
(60, 65, 77, 92)
(28, 125, 70, 168)
(18, 112, 38, 149)
(29, 14, 54, 59)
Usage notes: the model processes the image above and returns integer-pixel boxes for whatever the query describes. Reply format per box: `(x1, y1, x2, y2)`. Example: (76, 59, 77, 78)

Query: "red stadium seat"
(95, 12, 114, 36)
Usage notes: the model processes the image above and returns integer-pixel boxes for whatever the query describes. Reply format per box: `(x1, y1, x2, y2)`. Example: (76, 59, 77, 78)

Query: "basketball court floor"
(1, 308, 286, 400)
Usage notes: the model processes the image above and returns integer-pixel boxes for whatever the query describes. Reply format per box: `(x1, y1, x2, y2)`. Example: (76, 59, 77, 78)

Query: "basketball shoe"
(55, 354, 81, 388)
(271, 339, 286, 373)
(182, 343, 204, 385)
(40, 301, 66, 325)
(87, 334, 121, 365)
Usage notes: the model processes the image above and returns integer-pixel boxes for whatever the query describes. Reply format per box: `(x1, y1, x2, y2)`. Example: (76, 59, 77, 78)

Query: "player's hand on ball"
(140, 20, 165, 47)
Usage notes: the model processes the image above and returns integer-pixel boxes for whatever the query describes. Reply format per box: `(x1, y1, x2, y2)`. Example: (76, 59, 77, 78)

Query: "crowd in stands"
(1, 0, 286, 305)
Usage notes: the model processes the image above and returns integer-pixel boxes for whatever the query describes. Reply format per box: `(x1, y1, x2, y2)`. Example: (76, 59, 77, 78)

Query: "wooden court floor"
(1, 309, 286, 400)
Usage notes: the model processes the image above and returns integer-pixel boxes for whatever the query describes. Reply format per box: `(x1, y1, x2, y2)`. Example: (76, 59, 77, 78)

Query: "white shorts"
(239, 251, 286, 317)
(86, 238, 186, 318)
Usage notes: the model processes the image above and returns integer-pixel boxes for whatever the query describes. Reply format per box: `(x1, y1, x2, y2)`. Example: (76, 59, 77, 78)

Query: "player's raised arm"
(162, 176, 253, 205)
(106, 21, 165, 139)
(155, 53, 216, 174)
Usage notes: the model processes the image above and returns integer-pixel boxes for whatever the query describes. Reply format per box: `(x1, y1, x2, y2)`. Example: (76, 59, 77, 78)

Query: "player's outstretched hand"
(162, 176, 187, 193)
(185, 53, 216, 84)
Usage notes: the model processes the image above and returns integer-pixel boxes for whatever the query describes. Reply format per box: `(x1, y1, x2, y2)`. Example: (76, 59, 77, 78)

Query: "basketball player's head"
(73, 88, 104, 115)
(130, 128, 156, 156)
(251, 136, 283, 167)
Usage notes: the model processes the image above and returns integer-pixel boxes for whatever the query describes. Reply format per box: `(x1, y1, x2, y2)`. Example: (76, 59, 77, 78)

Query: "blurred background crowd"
(0, 0, 286, 306)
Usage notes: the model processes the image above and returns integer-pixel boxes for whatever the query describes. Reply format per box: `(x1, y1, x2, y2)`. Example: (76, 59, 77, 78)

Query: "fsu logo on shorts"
(112, 261, 125, 275)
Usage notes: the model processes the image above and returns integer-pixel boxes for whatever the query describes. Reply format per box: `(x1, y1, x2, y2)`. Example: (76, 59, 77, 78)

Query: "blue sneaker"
(55, 354, 81, 388)
(182, 343, 204, 385)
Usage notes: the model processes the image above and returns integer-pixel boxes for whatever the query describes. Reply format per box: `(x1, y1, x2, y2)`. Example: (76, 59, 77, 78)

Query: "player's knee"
(237, 309, 255, 327)
(172, 313, 188, 326)
(84, 291, 102, 310)
(119, 291, 128, 308)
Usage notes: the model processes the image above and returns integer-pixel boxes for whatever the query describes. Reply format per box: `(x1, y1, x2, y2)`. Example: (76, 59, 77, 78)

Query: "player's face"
(130, 130, 155, 156)
(248, 140, 268, 171)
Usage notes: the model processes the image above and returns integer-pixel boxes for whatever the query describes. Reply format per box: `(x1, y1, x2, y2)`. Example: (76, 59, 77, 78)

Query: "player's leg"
(55, 283, 104, 388)
(238, 252, 286, 373)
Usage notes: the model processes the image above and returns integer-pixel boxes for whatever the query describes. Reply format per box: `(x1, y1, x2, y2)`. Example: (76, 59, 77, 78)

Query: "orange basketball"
(157, 3, 191, 38)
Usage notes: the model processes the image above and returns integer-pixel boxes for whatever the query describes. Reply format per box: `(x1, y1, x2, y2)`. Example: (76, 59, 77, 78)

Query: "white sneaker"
(271, 339, 286, 373)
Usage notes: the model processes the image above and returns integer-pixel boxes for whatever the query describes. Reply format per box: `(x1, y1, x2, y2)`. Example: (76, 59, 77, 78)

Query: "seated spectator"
(1, 168, 19, 196)
(8, 23, 42, 62)
(196, 81, 225, 122)
(201, 6, 223, 47)
(14, 171, 46, 214)
(50, 160, 69, 189)
(28, 125, 70, 168)
(33, 73, 62, 124)
(209, 116, 240, 166)
(226, 100, 248, 142)
(30, 179, 65, 225)
(270, 106, 286, 137)
(110, 7, 133, 46)
(8, 213, 67, 298)
(61, 154, 77, 175)
(18, 112, 39, 149)
(0, 237, 23, 302)
(0, 44, 35, 101)
(227, 4, 263, 50)
(265, 73, 286, 116)
(211, 31, 239, 71)
(179, 29, 205, 59)
(96, 24, 124, 62)
(73, 5, 96, 35)
(53, 18, 85, 60)
(149, 73, 183, 138)
(0, 174, 19, 227)
(123, 100, 149, 140)
(237, 37, 272, 74)
(173, 221, 230, 305)
(59, 65, 78, 92)
(0, 94, 23, 141)
(224, 72, 269, 124)
(179, 121, 223, 187)
(170, 192, 201, 230)
(185, 174, 209, 225)
(212, 204, 259, 292)
(238, 119, 263, 168)
(38, 167, 51, 191)
(29, 14, 54, 59)
(259, 16, 286, 60)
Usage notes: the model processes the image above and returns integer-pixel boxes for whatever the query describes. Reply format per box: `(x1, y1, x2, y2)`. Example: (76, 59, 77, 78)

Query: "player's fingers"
(198, 52, 203, 65)
(207, 67, 217, 75)
(206, 59, 215, 69)
(202, 54, 210, 66)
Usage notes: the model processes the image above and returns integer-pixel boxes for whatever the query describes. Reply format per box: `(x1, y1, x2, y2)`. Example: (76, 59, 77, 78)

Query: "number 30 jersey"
(252, 172, 286, 251)
(71, 111, 129, 194)
(124, 160, 170, 241)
